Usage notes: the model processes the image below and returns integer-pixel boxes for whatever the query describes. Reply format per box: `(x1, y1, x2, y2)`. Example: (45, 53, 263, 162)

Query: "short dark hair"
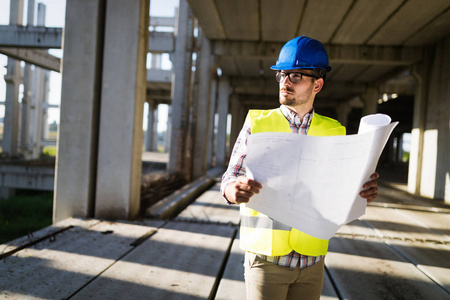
(313, 69, 326, 81)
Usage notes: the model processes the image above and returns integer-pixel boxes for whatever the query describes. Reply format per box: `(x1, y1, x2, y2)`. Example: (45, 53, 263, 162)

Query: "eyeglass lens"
(275, 72, 317, 83)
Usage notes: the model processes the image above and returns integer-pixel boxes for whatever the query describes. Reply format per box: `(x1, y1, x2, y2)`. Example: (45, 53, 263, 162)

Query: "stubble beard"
(279, 83, 314, 107)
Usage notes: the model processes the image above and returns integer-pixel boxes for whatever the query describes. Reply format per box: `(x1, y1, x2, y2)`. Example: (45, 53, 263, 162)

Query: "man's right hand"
(224, 176, 262, 204)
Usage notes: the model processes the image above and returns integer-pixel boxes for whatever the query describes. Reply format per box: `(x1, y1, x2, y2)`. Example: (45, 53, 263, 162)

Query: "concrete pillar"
(215, 77, 231, 167)
(95, 0, 150, 219)
(28, 3, 50, 159)
(336, 100, 351, 127)
(229, 94, 245, 150)
(167, 0, 194, 176)
(419, 38, 450, 203)
(152, 105, 159, 151)
(191, 30, 212, 179)
(361, 86, 378, 116)
(151, 53, 161, 69)
(2, 0, 24, 157)
(147, 102, 160, 152)
(207, 76, 218, 167)
(165, 105, 171, 152)
(54, 0, 106, 222)
(20, 0, 35, 158)
(145, 101, 155, 152)
(30, 66, 44, 158)
(408, 49, 432, 196)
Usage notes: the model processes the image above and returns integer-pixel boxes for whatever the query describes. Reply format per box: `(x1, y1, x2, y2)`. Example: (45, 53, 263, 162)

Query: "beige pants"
(244, 252, 325, 300)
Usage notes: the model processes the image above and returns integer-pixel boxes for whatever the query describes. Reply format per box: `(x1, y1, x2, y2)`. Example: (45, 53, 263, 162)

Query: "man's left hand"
(359, 172, 379, 203)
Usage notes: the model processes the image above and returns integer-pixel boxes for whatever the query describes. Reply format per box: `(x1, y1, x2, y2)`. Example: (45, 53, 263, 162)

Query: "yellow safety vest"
(240, 108, 346, 256)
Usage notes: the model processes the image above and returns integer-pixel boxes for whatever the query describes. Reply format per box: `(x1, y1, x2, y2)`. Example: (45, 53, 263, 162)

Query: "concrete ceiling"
(186, 0, 450, 109)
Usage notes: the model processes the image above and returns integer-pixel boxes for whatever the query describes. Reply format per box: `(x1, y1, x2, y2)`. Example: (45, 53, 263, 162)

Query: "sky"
(0, 0, 179, 131)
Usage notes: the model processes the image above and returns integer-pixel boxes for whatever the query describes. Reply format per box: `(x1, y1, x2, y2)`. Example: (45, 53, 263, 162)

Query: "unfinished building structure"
(1, 0, 449, 223)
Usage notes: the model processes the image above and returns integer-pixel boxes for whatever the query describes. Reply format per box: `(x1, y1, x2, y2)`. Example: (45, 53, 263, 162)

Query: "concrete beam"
(212, 40, 282, 59)
(0, 47, 60, 72)
(212, 41, 424, 65)
(0, 164, 54, 191)
(229, 77, 367, 96)
(0, 25, 62, 48)
(149, 31, 174, 53)
(328, 44, 424, 66)
(147, 68, 172, 82)
(0, 25, 174, 54)
(150, 16, 175, 27)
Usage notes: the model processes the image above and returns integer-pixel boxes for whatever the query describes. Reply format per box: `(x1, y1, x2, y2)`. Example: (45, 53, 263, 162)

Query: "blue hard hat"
(271, 36, 331, 75)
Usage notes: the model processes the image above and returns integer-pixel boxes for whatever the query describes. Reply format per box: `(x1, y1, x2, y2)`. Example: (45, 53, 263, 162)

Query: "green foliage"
(43, 146, 57, 157)
(0, 191, 53, 244)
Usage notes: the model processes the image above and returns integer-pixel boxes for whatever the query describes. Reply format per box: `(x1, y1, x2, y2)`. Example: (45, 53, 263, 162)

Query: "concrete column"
(95, 0, 150, 219)
(20, 0, 35, 157)
(145, 101, 155, 152)
(167, 0, 194, 176)
(419, 37, 450, 203)
(207, 76, 218, 167)
(165, 105, 171, 152)
(229, 94, 245, 150)
(151, 53, 161, 69)
(2, 0, 24, 157)
(29, 3, 49, 159)
(192, 31, 212, 179)
(336, 100, 351, 127)
(152, 105, 159, 151)
(408, 49, 432, 196)
(30, 65, 44, 158)
(54, 0, 105, 222)
(361, 86, 378, 116)
(41, 69, 50, 142)
(215, 77, 231, 167)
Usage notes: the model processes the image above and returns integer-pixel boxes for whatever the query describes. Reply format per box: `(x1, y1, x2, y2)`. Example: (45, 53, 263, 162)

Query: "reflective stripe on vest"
(240, 108, 345, 257)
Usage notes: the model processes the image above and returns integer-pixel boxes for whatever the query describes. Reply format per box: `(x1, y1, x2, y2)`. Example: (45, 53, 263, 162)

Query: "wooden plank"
(326, 237, 450, 299)
(71, 222, 235, 299)
(176, 182, 241, 225)
(215, 232, 245, 300)
(0, 220, 162, 300)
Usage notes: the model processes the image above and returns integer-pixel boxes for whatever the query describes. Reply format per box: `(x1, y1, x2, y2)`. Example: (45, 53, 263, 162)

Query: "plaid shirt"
(221, 105, 323, 269)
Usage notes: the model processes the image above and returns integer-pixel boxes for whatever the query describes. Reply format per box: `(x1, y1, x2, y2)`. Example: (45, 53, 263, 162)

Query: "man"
(221, 36, 379, 300)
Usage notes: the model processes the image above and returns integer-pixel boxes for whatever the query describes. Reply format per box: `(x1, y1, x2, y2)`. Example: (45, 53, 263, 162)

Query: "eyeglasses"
(275, 71, 318, 84)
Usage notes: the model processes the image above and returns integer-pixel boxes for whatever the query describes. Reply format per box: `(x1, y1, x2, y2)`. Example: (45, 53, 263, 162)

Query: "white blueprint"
(245, 114, 398, 240)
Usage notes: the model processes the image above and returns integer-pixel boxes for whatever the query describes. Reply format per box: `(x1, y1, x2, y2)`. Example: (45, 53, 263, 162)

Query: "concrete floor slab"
(71, 221, 235, 299)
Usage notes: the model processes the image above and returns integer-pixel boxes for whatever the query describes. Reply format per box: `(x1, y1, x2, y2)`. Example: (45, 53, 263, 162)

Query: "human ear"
(313, 78, 324, 93)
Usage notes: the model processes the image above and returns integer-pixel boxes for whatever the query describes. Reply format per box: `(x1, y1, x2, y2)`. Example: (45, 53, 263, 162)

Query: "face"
(278, 70, 322, 109)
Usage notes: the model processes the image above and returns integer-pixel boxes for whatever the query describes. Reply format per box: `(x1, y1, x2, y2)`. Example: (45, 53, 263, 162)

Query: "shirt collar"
(280, 105, 314, 127)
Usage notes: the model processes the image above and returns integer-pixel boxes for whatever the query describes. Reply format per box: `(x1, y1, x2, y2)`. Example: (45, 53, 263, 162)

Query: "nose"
(281, 74, 291, 86)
